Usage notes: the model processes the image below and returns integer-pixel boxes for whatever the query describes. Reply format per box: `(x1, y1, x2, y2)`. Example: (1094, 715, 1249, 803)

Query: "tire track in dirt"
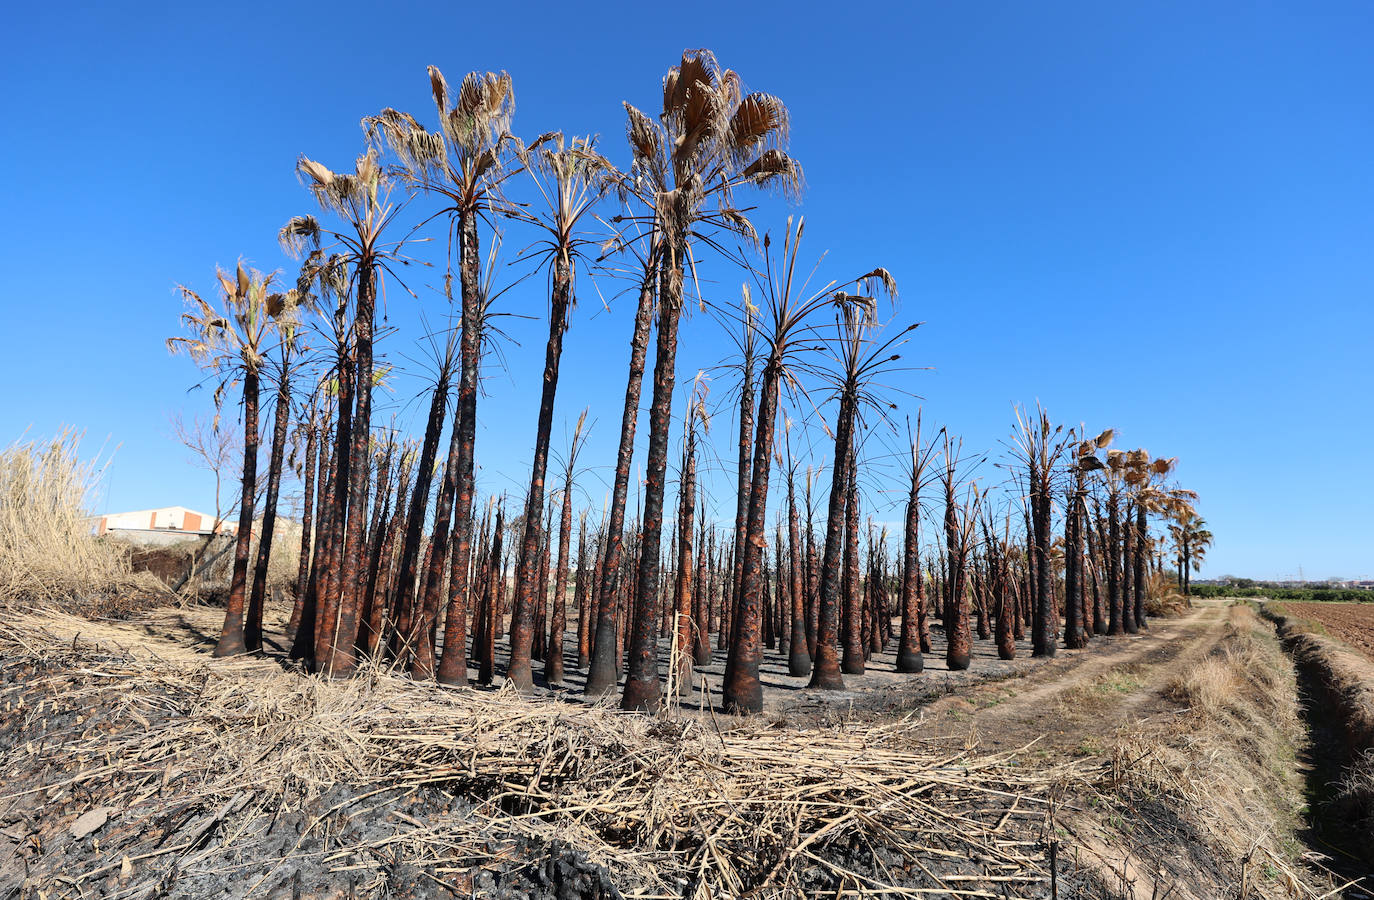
(914, 600, 1231, 755)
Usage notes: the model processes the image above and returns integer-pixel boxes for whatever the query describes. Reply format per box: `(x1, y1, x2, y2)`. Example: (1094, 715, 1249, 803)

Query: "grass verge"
(1065, 604, 1345, 899)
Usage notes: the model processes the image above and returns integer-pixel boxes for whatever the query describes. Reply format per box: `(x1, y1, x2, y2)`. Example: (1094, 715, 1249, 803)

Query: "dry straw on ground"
(0, 608, 1087, 899)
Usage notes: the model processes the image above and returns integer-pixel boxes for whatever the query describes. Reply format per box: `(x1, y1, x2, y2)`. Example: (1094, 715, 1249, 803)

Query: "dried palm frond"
(730, 92, 790, 148)
(278, 215, 321, 259)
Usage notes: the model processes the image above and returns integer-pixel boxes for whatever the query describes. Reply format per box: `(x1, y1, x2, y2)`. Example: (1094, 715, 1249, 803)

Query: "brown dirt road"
(905, 599, 1232, 757)
(107, 597, 1233, 748)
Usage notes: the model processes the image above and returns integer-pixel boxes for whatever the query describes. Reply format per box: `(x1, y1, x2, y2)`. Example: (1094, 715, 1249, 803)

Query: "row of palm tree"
(168, 48, 1207, 716)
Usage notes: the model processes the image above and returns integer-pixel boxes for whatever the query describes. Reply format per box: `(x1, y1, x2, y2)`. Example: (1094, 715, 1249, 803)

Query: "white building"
(93, 506, 235, 538)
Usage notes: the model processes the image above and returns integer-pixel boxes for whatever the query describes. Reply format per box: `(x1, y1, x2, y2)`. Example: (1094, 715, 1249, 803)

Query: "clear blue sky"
(3, 1, 1370, 580)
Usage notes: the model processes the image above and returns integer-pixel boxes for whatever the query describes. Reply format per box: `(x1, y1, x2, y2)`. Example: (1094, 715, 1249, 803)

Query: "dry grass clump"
(1162, 605, 1291, 718)
(0, 429, 152, 606)
(1144, 573, 1191, 618)
(1081, 604, 1321, 899)
(1332, 750, 1374, 860)
(1145, 591, 1190, 618)
(1160, 656, 1234, 712)
(0, 608, 1081, 899)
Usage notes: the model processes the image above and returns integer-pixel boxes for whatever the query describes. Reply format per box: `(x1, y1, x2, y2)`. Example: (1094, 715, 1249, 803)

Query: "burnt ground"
(127, 598, 1185, 725)
(4, 597, 1357, 899)
(0, 606, 1110, 900)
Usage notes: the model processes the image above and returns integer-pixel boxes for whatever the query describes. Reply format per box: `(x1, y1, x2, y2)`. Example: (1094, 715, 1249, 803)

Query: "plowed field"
(1284, 601, 1374, 661)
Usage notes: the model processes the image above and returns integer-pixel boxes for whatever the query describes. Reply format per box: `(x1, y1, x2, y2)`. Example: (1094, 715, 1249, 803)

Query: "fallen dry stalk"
(0, 608, 1090, 898)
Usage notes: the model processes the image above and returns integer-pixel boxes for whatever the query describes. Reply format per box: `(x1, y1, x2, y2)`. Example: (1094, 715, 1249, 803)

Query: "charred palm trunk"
(1063, 476, 1086, 650)
(390, 367, 450, 657)
(435, 213, 484, 686)
(917, 552, 932, 654)
(897, 461, 924, 672)
(535, 500, 554, 664)
(841, 458, 865, 675)
(412, 439, 462, 676)
(1134, 502, 1149, 629)
(1107, 492, 1124, 635)
(547, 491, 576, 687)
(246, 365, 291, 652)
(509, 255, 573, 691)
(944, 473, 971, 671)
(574, 517, 592, 668)
(787, 473, 811, 676)
(314, 346, 354, 668)
(692, 518, 712, 666)
(621, 260, 683, 712)
(804, 480, 819, 658)
(585, 263, 656, 697)
(973, 565, 991, 642)
(214, 366, 260, 657)
(722, 350, 784, 714)
(356, 441, 395, 655)
(325, 261, 377, 677)
(287, 414, 318, 640)
(1086, 511, 1106, 633)
(672, 425, 697, 692)
(808, 387, 858, 691)
(1031, 464, 1056, 658)
(291, 418, 335, 663)
(994, 544, 1015, 660)
(941, 483, 956, 636)
(777, 526, 790, 657)
(1121, 499, 1139, 635)
(369, 455, 411, 653)
(728, 342, 756, 665)
(661, 523, 676, 641)
(476, 507, 504, 685)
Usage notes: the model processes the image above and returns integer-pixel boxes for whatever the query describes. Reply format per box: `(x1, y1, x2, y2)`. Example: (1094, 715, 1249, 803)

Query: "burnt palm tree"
(897, 415, 938, 673)
(841, 450, 864, 675)
(987, 509, 1017, 660)
(388, 333, 455, 665)
(583, 235, 660, 697)
(281, 149, 408, 676)
(1064, 432, 1109, 650)
(288, 253, 356, 667)
(168, 263, 282, 657)
(503, 135, 615, 692)
(938, 436, 976, 671)
(670, 382, 708, 694)
(546, 410, 591, 686)
(722, 218, 896, 713)
(783, 422, 811, 677)
(724, 296, 758, 671)
(244, 284, 312, 651)
(286, 390, 323, 641)
(619, 48, 802, 712)
(1009, 406, 1070, 658)
(366, 67, 517, 685)
(1099, 446, 1129, 635)
(808, 303, 914, 691)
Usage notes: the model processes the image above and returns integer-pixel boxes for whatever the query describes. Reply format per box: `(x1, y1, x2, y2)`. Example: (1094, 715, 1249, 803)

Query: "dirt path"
(907, 599, 1231, 756)
(97, 598, 1238, 757)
